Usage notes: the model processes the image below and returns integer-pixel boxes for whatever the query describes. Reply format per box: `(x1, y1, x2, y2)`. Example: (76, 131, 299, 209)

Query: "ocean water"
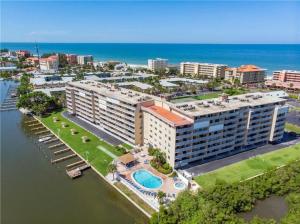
(1, 43, 300, 74)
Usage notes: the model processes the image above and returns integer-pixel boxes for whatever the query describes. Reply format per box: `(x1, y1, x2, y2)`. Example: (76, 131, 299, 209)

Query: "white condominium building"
(40, 55, 59, 72)
(148, 58, 168, 72)
(77, 55, 93, 65)
(180, 62, 228, 78)
(66, 80, 288, 168)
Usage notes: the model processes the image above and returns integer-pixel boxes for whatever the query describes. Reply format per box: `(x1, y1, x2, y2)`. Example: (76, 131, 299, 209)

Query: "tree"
(157, 191, 166, 205)
(17, 91, 52, 115)
(58, 53, 68, 68)
(107, 163, 117, 180)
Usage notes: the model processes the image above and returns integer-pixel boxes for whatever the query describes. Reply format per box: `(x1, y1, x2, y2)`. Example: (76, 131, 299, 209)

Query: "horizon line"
(1, 42, 300, 45)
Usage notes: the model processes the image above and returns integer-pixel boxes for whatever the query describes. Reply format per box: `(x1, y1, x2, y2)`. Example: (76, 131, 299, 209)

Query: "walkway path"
(97, 146, 118, 159)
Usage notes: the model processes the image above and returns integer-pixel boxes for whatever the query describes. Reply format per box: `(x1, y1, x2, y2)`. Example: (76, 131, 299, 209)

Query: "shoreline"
(34, 114, 152, 219)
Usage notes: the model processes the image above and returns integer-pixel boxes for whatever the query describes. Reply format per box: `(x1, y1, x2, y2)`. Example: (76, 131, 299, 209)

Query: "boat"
(38, 136, 51, 142)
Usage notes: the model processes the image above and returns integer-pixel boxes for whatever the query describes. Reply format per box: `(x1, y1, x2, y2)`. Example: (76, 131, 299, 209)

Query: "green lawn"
(195, 144, 300, 189)
(40, 111, 124, 175)
(193, 92, 220, 100)
(285, 123, 300, 134)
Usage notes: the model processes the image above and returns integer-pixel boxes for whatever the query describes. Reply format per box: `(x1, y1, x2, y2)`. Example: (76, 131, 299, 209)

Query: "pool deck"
(117, 149, 182, 195)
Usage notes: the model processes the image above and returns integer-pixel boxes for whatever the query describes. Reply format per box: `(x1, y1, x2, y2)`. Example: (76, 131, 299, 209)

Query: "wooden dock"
(35, 130, 50, 135)
(51, 154, 77, 164)
(66, 160, 85, 168)
(44, 138, 59, 144)
(31, 126, 45, 131)
(48, 143, 64, 149)
(66, 164, 91, 179)
(38, 134, 53, 138)
(54, 148, 70, 155)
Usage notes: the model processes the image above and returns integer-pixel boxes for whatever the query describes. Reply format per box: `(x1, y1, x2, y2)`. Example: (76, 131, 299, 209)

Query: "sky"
(1, 1, 300, 43)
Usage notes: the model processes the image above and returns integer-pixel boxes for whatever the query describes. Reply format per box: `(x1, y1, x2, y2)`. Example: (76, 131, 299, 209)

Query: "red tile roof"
(145, 105, 192, 126)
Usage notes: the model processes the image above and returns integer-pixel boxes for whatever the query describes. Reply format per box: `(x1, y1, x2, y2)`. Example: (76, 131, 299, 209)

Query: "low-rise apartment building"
(16, 50, 31, 58)
(265, 70, 300, 91)
(66, 54, 78, 65)
(148, 58, 168, 72)
(225, 65, 266, 84)
(180, 62, 227, 78)
(66, 80, 288, 168)
(40, 55, 59, 72)
(77, 55, 93, 65)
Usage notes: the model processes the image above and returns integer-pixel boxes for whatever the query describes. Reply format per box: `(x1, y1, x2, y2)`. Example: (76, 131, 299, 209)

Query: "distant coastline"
(1, 43, 300, 75)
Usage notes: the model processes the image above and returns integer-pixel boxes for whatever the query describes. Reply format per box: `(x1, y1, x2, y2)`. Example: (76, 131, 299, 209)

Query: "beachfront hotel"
(148, 58, 168, 72)
(66, 80, 288, 168)
(180, 62, 228, 78)
(225, 65, 266, 84)
(265, 70, 300, 91)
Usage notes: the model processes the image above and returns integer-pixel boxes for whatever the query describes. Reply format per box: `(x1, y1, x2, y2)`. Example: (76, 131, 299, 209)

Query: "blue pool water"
(132, 169, 162, 189)
(174, 182, 186, 190)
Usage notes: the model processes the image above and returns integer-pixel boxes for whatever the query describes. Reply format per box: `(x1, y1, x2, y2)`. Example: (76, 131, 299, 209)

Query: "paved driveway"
(62, 111, 123, 146)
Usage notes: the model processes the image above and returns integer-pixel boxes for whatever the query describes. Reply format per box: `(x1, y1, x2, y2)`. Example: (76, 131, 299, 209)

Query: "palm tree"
(107, 163, 117, 180)
(157, 191, 166, 205)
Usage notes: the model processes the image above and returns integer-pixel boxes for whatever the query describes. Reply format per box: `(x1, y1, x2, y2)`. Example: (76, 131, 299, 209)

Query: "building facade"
(225, 65, 266, 84)
(148, 58, 168, 72)
(180, 62, 227, 78)
(77, 55, 93, 65)
(66, 54, 78, 65)
(40, 55, 59, 72)
(265, 70, 300, 91)
(66, 80, 288, 168)
(16, 50, 31, 58)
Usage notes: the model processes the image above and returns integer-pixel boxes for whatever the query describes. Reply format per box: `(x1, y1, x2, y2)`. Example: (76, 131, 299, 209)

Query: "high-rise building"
(148, 58, 168, 72)
(66, 80, 288, 168)
(180, 62, 227, 78)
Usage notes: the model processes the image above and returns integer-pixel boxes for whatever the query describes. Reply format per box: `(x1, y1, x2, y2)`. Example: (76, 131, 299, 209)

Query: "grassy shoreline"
(40, 111, 124, 175)
(39, 110, 155, 217)
(195, 143, 300, 189)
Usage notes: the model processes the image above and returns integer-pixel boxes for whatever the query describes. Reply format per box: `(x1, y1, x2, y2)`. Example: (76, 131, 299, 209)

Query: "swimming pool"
(132, 169, 162, 189)
(174, 181, 187, 190)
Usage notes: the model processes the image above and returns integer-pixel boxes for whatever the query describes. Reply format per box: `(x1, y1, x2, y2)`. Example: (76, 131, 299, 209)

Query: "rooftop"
(172, 92, 285, 116)
(160, 78, 208, 87)
(180, 62, 227, 66)
(68, 80, 155, 104)
(227, 64, 266, 72)
(143, 105, 193, 127)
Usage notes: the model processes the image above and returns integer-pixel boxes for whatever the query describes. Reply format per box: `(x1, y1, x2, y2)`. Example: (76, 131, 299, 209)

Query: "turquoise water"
(174, 182, 186, 190)
(1, 43, 300, 75)
(132, 169, 162, 189)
